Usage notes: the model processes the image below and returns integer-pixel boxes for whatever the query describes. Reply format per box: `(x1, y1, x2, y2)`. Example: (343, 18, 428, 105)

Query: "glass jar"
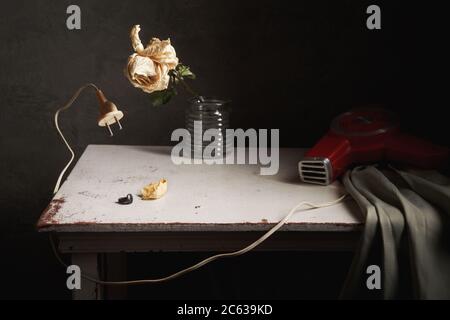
(185, 98, 231, 159)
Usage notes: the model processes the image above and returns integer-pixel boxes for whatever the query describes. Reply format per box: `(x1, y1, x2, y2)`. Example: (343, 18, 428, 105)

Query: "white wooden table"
(37, 145, 363, 299)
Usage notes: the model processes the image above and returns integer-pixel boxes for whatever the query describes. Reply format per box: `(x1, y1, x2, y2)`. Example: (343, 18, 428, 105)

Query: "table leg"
(102, 253, 127, 300)
(71, 253, 103, 300)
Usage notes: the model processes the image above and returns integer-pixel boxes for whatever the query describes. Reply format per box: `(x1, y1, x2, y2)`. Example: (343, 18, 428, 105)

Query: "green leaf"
(148, 88, 176, 106)
(176, 64, 196, 80)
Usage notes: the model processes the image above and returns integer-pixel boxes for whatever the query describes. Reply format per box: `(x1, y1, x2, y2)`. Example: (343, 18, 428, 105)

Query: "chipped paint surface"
(37, 198, 65, 228)
(36, 145, 363, 232)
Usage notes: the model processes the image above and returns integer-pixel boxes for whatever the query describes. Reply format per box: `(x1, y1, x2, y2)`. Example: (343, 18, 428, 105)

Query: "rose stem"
(175, 73, 203, 102)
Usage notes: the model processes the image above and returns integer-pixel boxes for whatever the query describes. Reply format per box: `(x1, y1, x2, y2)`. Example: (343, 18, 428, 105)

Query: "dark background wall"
(0, 0, 446, 299)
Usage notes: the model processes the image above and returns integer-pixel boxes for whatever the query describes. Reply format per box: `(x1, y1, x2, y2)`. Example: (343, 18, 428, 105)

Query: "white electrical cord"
(50, 193, 347, 286)
(53, 83, 100, 195)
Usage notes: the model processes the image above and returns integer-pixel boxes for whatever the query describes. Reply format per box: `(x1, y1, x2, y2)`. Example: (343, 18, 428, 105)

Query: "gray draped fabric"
(340, 166, 450, 299)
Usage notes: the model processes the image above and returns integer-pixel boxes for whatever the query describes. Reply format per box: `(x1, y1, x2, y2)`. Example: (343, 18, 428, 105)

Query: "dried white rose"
(125, 25, 179, 93)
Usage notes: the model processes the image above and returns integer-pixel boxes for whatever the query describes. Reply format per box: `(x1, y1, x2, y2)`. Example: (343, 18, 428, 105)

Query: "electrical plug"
(96, 89, 124, 136)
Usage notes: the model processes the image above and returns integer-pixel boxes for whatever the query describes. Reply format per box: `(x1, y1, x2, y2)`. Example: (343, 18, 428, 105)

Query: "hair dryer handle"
(385, 133, 449, 169)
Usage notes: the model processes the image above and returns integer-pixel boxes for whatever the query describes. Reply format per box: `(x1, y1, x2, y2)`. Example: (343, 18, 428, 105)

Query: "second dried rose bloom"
(125, 25, 179, 93)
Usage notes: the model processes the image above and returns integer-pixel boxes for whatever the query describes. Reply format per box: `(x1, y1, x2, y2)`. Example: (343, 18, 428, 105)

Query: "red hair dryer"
(299, 108, 449, 185)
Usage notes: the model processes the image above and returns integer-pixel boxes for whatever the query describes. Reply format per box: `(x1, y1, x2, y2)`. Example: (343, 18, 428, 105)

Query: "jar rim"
(188, 96, 231, 106)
